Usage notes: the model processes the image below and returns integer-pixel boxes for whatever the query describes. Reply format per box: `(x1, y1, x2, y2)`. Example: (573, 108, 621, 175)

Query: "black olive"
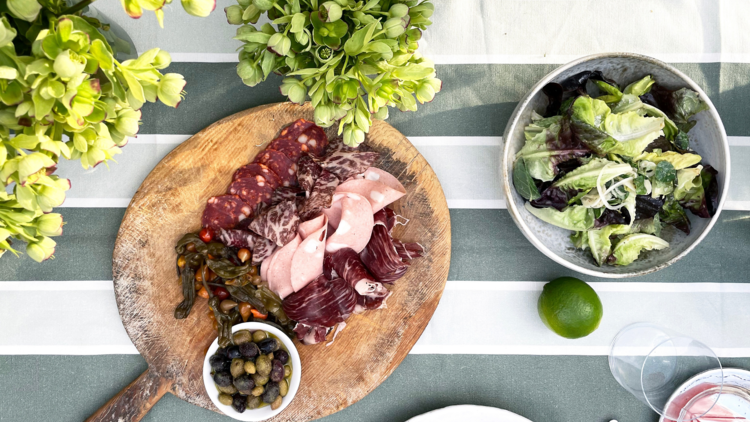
(210, 355, 230, 373)
(226, 346, 242, 359)
(216, 347, 228, 357)
(258, 338, 279, 354)
(274, 349, 289, 364)
(239, 342, 259, 359)
(213, 372, 233, 388)
(269, 360, 284, 383)
(233, 374, 255, 393)
(232, 394, 247, 413)
(261, 381, 280, 404)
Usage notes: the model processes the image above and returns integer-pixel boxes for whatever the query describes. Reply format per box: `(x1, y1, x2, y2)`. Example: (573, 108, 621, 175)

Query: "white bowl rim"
(203, 322, 302, 421)
(501, 52, 731, 278)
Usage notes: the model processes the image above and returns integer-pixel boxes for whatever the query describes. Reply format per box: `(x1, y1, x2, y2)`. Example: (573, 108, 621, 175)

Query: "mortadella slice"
(290, 218, 328, 292)
(298, 214, 327, 238)
(267, 234, 302, 299)
(321, 193, 344, 229)
(325, 193, 374, 253)
(335, 178, 405, 213)
(260, 249, 275, 282)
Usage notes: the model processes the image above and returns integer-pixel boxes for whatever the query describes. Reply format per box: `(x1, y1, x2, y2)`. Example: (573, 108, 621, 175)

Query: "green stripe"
(5, 354, 750, 422)
(140, 63, 747, 137)
(3, 208, 749, 283)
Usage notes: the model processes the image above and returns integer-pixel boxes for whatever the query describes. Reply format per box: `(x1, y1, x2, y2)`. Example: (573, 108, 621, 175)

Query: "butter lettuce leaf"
(636, 151, 702, 170)
(623, 75, 655, 97)
(604, 111, 665, 157)
(553, 158, 633, 191)
(524, 202, 595, 231)
(587, 224, 631, 266)
(612, 233, 669, 266)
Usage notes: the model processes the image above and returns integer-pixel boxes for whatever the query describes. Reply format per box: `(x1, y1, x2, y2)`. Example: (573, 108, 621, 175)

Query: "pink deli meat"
(201, 194, 253, 231)
(335, 178, 405, 213)
(249, 200, 300, 247)
(325, 192, 374, 254)
(324, 248, 389, 298)
(266, 234, 301, 299)
(290, 217, 328, 292)
(282, 275, 356, 328)
(298, 214, 327, 238)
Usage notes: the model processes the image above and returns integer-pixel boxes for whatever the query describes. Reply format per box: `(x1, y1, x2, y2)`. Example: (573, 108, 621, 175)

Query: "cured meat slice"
(318, 150, 380, 181)
(251, 236, 276, 266)
(298, 214, 327, 239)
(254, 150, 298, 187)
(290, 218, 327, 292)
(335, 178, 405, 213)
(356, 290, 391, 312)
(360, 224, 409, 284)
(324, 248, 389, 298)
(394, 240, 425, 260)
(325, 193, 374, 254)
(362, 167, 404, 191)
(300, 170, 339, 220)
(218, 229, 257, 249)
(321, 194, 344, 230)
(297, 156, 321, 195)
(300, 124, 328, 157)
(268, 119, 328, 161)
(260, 251, 273, 282)
(201, 194, 253, 231)
(233, 163, 282, 190)
(267, 234, 301, 299)
(270, 186, 303, 206)
(283, 275, 356, 328)
(249, 200, 300, 247)
(228, 176, 274, 208)
(293, 323, 328, 345)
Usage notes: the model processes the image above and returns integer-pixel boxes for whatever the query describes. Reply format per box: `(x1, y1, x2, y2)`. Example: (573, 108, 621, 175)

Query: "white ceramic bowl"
(502, 53, 730, 278)
(203, 322, 301, 421)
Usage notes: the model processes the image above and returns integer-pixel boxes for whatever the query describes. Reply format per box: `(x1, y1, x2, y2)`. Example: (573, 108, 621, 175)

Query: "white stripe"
(0, 281, 113, 291)
(170, 53, 239, 63)
(127, 134, 191, 145)
(426, 53, 750, 66)
(410, 345, 750, 358)
(446, 281, 750, 293)
(728, 137, 750, 147)
(0, 345, 139, 355)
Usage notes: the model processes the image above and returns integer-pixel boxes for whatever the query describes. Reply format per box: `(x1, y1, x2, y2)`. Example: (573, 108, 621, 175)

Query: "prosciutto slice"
(249, 200, 300, 247)
(293, 323, 329, 345)
(324, 248, 389, 298)
(283, 275, 356, 328)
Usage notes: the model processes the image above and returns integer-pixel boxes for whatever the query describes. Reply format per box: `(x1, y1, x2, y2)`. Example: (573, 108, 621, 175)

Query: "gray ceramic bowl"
(502, 53, 730, 278)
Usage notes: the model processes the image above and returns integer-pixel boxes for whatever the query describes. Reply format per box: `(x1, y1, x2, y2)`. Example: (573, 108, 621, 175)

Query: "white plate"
(407, 405, 533, 422)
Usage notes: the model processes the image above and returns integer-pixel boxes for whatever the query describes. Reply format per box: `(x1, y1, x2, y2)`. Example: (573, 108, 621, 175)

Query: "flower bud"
(26, 236, 56, 262)
(157, 73, 186, 108)
(115, 109, 141, 137)
(280, 78, 306, 105)
(254, 0, 274, 11)
(36, 213, 64, 237)
(54, 50, 86, 79)
(384, 17, 409, 38)
(237, 60, 263, 86)
(343, 125, 365, 146)
(153, 50, 172, 69)
(320, 1, 342, 22)
(7, 0, 42, 22)
(267, 33, 291, 56)
(181, 0, 216, 17)
(373, 106, 389, 120)
(0, 17, 17, 47)
(225, 5, 243, 24)
(416, 81, 436, 104)
(389, 4, 409, 18)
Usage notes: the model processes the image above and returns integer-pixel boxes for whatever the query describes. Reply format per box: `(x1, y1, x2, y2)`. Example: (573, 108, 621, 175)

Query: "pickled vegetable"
(244, 361, 256, 374)
(252, 330, 267, 342)
(233, 374, 255, 394)
(270, 359, 285, 383)
(240, 342, 259, 359)
(216, 383, 238, 395)
(251, 373, 269, 387)
(275, 350, 289, 365)
(246, 395, 262, 409)
(233, 330, 252, 345)
(232, 394, 247, 413)
(258, 338, 279, 354)
(226, 346, 241, 359)
(279, 379, 289, 397)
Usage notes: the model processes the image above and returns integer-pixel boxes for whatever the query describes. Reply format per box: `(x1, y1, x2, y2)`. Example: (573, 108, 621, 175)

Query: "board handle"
(86, 369, 172, 422)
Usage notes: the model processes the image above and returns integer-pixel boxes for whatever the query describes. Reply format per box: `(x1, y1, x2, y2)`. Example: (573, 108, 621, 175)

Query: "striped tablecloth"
(2, 1, 750, 421)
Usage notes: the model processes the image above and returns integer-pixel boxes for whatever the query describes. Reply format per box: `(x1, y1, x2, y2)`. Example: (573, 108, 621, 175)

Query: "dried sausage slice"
(233, 163, 282, 190)
(201, 194, 253, 231)
(254, 150, 298, 187)
(228, 176, 274, 208)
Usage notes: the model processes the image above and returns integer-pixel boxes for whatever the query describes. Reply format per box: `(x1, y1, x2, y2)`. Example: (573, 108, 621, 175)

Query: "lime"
(537, 277, 603, 339)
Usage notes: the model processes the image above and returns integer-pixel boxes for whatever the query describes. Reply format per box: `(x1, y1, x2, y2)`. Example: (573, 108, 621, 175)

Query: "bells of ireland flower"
(157, 73, 186, 107)
(237, 60, 263, 86)
(181, 0, 216, 17)
(26, 236, 56, 262)
(225, 5, 243, 25)
(320, 1, 343, 22)
(7, 0, 42, 22)
(0, 17, 17, 47)
(267, 33, 292, 57)
(384, 16, 409, 38)
(36, 213, 64, 237)
(280, 78, 306, 105)
(54, 50, 87, 80)
(343, 125, 365, 147)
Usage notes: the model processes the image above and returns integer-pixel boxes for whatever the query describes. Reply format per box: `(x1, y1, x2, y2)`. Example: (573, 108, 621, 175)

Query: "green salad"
(513, 71, 719, 267)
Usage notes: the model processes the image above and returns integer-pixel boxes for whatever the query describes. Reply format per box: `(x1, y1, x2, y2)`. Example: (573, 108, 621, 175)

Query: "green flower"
(320, 1, 343, 22)
(384, 16, 409, 38)
(225, 5, 243, 24)
(389, 4, 409, 18)
(36, 213, 64, 237)
(0, 17, 17, 47)
(311, 12, 348, 49)
(7, 0, 42, 22)
(343, 124, 364, 147)
(416, 78, 442, 104)
(182, 0, 216, 17)
(280, 78, 306, 104)
(26, 236, 56, 262)
(157, 73, 186, 107)
(53, 50, 86, 79)
(267, 33, 292, 57)
(153, 50, 172, 69)
(237, 60, 263, 86)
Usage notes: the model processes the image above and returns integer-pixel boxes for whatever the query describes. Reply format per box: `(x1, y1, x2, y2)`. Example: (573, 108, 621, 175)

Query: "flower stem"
(61, 0, 97, 15)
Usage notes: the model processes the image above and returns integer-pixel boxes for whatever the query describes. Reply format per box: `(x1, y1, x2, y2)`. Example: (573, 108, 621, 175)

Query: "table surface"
(2, 1, 750, 421)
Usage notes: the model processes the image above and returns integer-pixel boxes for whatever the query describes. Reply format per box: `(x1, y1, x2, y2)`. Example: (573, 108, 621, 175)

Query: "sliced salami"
(228, 176, 274, 208)
(233, 163, 282, 190)
(219, 229, 257, 249)
(249, 199, 300, 247)
(201, 194, 253, 231)
(300, 170, 339, 219)
(297, 155, 321, 196)
(251, 236, 276, 266)
(253, 150, 298, 187)
(268, 119, 316, 161)
(318, 150, 380, 181)
(300, 124, 328, 157)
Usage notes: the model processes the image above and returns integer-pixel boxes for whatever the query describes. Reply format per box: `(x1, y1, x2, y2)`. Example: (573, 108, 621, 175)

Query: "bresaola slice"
(249, 200, 300, 247)
(324, 248, 389, 298)
(283, 275, 357, 328)
(360, 208, 411, 283)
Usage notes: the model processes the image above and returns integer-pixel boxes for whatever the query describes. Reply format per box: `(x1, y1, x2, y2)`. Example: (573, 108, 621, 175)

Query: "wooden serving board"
(91, 103, 451, 422)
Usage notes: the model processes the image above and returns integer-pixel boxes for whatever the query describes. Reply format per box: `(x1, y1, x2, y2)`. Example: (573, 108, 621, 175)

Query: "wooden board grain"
(101, 103, 451, 422)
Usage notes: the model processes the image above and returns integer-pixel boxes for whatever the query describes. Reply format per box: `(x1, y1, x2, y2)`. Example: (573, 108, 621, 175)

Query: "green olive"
(246, 395, 262, 409)
(284, 365, 292, 378)
(216, 383, 238, 395)
(278, 379, 289, 397)
(255, 355, 272, 377)
(271, 395, 283, 410)
(267, 352, 274, 360)
(233, 330, 252, 345)
(252, 330, 267, 342)
(230, 358, 246, 378)
(251, 385, 264, 397)
(244, 361, 256, 374)
(218, 393, 233, 406)
(251, 373, 269, 386)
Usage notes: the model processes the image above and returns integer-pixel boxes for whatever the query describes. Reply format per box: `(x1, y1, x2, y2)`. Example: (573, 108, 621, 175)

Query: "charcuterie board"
(88, 103, 451, 422)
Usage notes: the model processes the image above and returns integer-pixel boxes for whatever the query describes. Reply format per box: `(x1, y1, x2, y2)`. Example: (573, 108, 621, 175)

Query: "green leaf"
(612, 233, 668, 266)
(291, 13, 306, 32)
(513, 159, 541, 201)
(636, 151, 701, 170)
(91, 39, 114, 71)
(392, 64, 434, 81)
(553, 158, 633, 191)
(524, 203, 595, 232)
(234, 32, 272, 43)
(623, 75, 655, 96)
(654, 160, 676, 183)
(344, 22, 377, 56)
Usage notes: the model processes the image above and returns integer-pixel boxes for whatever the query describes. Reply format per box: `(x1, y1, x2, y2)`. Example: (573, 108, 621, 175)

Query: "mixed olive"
(173, 232, 296, 347)
(211, 329, 293, 413)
